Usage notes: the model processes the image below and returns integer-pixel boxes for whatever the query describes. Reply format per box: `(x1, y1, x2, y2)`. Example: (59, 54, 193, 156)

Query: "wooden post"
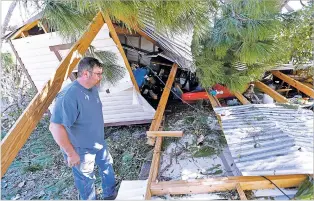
(145, 136, 163, 200)
(147, 63, 178, 145)
(272, 71, 314, 98)
(102, 12, 140, 92)
(254, 81, 288, 103)
(1, 12, 105, 177)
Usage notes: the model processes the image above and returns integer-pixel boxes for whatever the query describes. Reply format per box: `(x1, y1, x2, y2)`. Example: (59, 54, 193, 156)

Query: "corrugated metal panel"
(214, 104, 313, 176)
(139, 12, 194, 72)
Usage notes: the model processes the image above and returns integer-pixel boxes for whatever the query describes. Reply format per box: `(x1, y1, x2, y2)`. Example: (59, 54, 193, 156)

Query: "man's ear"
(81, 70, 89, 78)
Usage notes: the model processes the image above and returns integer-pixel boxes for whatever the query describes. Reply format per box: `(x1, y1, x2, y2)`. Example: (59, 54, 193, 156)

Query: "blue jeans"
(63, 145, 116, 200)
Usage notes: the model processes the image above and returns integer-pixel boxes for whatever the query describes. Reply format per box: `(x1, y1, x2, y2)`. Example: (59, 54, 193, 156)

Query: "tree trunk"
(1, 1, 18, 36)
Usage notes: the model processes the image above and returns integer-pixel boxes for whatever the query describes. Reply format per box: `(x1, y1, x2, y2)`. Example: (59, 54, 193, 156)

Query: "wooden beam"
(206, 92, 221, 107)
(147, 63, 178, 145)
(236, 183, 248, 200)
(10, 20, 39, 39)
(147, 131, 183, 138)
(272, 71, 314, 98)
(103, 13, 140, 92)
(1, 12, 105, 177)
(302, 82, 313, 88)
(254, 81, 288, 103)
(21, 31, 29, 38)
(234, 92, 251, 105)
(38, 21, 49, 33)
(151, 174, 308, 196)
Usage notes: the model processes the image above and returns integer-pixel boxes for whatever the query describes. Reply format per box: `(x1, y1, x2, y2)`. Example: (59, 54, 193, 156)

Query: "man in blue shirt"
(49, 57, 116, 200)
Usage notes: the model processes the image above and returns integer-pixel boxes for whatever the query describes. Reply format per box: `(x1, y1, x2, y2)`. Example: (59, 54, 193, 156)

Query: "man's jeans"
(63, 145, 116, 200)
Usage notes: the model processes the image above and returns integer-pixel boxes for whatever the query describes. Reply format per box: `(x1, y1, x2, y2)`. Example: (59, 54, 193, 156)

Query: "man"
(49, 57, 116, 200)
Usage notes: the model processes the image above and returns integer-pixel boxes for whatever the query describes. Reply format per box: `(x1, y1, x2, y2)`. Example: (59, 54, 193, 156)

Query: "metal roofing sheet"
(214, 104, 313, 176)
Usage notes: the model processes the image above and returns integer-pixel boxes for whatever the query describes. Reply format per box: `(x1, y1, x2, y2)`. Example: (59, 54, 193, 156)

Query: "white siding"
(12, 23, 155, 125)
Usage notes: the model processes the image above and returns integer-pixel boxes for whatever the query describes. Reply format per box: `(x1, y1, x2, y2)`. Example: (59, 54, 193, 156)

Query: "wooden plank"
(234, 92, 251, 105)
(147, 131, 183, 137)
(236, 183, 247, 200)
(272, 71, 314, 98)
(254, 81, 288, 103)
(103, 13, 140, 92)
(145, 131, 163, 200)
(38, 21, 49, 33)
(147, 63, 178, 145)
(10, 20, 39, 40)
(150, 174, 308, 195)
(1, 12, 105, 177)
(207, 92, 221, 107)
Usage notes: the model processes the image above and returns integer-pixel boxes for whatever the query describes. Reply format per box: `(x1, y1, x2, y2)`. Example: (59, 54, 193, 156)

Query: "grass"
(104, 124, 152, 189)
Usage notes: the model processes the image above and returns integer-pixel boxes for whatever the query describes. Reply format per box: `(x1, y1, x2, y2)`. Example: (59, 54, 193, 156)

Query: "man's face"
(87, 65, 103, 86)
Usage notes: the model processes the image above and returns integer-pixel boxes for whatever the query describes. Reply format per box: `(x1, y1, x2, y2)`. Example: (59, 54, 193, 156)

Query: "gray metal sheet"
(214, 104, 313, 176)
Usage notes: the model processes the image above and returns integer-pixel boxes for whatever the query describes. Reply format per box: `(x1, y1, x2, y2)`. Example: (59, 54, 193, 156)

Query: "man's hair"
(77, 57, 102, 77)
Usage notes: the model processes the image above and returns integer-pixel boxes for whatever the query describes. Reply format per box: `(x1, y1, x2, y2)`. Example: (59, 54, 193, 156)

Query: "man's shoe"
(103, 191, 118, 200)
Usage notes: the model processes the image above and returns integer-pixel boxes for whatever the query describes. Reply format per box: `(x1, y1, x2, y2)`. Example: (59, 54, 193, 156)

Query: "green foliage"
(105, 125, 151, 188)
(193, 0, 289, 92)
(279, 5, 314, 65)
(294, 176, 314, 200)
(40, 0, 214, 41)
(192, 146, 216, 157)
(23, 164, 43, 172)
(86, 47, 126, 85)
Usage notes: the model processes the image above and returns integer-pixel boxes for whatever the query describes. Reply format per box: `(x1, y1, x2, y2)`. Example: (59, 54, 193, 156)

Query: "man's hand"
(67, 151, 80, 167)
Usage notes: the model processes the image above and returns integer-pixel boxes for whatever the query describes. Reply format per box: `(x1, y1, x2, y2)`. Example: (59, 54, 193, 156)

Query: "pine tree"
(193, 0, 287, 92)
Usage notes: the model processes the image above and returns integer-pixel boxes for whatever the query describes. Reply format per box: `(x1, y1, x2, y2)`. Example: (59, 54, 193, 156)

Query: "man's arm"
(49, 122, 80, 167)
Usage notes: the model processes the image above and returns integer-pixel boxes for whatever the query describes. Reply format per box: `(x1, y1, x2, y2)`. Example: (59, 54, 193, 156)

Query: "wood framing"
(150, 174, 308, 196)
(1, 12, 105, 177)
(10, 20, 39, 40)
(145, 136, 163, 199)
(102, 12, 140, 92)
(254, 81, 288, 103)
(302, 82, 313, 88)
(236, 183, 248, 200)
(147, 63, 178, 145)
(49, 43, 76, 81)
(234, 92, 251, 105)
(38, 21, 49, 33)
(207, 92, 221, 107)
(147, 131, 183, 137)
(272, 71, 314, 98)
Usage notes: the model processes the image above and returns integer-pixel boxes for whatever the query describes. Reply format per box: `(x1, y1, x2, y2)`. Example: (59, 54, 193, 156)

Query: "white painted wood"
(12, 23, 156, 126)
(116, 180, 148, 200)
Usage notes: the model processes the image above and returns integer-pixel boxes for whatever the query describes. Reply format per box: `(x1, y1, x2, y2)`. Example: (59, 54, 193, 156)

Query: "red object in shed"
(182, 84, 234, 101)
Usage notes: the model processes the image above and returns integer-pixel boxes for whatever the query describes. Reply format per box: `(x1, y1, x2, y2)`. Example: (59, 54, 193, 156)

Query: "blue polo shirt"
(50, 80, 105, 149)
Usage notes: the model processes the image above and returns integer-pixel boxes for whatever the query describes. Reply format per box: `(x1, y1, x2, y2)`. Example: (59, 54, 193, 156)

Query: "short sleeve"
(50, 93, 79, 127)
